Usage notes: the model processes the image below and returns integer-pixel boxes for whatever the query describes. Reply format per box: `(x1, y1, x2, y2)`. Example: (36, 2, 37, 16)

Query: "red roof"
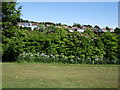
(32, 23, 39, 26)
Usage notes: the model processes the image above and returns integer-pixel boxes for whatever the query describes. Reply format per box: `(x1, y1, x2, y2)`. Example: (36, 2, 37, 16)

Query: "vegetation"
(114, 27, 120, 34)
(2, 2, 120, 64)
(2, 2, 22, 29)
(73, 23, 81, 28)
(2, 26, 120, 64)
(105, 26, 110, 30)
(2, 2, 119, 89)
(2, 63, 118, 88)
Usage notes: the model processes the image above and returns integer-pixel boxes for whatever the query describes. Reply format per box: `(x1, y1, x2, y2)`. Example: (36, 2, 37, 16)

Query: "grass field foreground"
(2, 63, 119, 88)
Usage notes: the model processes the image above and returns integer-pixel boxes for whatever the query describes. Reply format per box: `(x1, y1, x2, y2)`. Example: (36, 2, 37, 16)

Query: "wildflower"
(31, 54, 33, 57)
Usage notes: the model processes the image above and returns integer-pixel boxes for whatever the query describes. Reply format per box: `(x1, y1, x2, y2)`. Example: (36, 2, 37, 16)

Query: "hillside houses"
(18, 22, 39, 30)
(18, 22, 115, 33)
(68, 26, 85, 33)
(94, 28, 115, 33)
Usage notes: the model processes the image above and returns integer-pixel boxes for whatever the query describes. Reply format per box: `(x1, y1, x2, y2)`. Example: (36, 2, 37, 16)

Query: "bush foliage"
(2, 27, 120, 64)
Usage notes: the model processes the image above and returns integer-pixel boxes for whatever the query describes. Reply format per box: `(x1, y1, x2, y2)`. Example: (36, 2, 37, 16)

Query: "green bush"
(2, 27, 120, 64)
(2, 27, 26, 62)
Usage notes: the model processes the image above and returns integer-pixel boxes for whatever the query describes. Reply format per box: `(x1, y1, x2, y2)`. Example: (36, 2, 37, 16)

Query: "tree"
(73, 23, 81, 28)
(56, 23, 61, 26)
(2, 2, 22, 29)
(2, 2, 22, 61)
(94, 25, 100, 29)
(114, 27, 120, 34)
(87, 25, 93, 28)
(105, 26, 110, 30)
(45, 22, 55, 26)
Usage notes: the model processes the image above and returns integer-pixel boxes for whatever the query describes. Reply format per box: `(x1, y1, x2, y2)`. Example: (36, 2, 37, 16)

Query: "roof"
(31, 23, 39, 26)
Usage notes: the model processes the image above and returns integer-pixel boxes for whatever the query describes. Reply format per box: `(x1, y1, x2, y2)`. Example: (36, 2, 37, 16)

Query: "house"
(109, 28, 114, 32)
(68, 29, 74, 32)
(46, 24, 51, 27)
(77, 29, 85, 32)
(18, 22, 39, 30)
(55, 26, 62, 28)
(82, 25, 89, 29)
(68, 27, 85, 33)
(101, 28, 114, 32)
(31, 23, 39, 30)
(101, 28, 108, 32)
(68, 28, 74, 32)
(98, 29, 103, 33)
(62, 25, 69, 28)
(18, 22, 31, 27)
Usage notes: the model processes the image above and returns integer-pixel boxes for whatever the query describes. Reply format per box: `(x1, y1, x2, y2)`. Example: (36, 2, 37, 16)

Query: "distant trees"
(105, 26, 110, 32)
(56, 23, 62, 26)
(21, 19, 29, 22)
(87, 25, 93, 28)
(114, 27, 120, 34)
(44, 22, 55, 27)
(105, 26, 110, 30)
(94, 25, 100, 29)
(73, 23, 81, 28)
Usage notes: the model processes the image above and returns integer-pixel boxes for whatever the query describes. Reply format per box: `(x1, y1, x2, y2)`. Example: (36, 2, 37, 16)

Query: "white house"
(68, 27, 85, 33)
(18, 22, 38, 30)
(18, 22, 31, 27)
(110, 28, 115, 32)
(77, 29, 85, 32)
(68, 29, 74, 32)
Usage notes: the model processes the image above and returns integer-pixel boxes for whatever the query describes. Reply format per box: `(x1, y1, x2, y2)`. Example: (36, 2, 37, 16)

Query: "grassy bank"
(2, 63, 118, 88)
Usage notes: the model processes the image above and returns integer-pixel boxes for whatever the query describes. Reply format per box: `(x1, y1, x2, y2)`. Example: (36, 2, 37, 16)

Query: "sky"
(17, 2, 118, 28)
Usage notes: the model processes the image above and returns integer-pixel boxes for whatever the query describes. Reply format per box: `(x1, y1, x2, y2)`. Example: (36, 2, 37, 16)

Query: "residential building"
(18, 22, 39, 30)
(77, 29, 85, 32)
(68, 27, 85, 33)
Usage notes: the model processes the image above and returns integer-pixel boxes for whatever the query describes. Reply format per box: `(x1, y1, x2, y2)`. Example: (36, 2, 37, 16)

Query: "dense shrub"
(101, 32, 119, 64)
(2, 27, 120, 64)
(2, 27, 26, 62)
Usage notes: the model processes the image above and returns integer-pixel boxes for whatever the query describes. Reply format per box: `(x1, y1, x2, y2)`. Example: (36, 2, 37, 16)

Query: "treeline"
(2, 26, 120, 64)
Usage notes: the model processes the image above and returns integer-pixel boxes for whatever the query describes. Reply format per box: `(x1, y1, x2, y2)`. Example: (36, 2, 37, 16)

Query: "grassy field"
(2, 63, 119, 88)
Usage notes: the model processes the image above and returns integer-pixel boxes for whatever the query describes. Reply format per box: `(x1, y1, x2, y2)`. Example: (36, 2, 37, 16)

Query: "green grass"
(2, 63, 119, 88)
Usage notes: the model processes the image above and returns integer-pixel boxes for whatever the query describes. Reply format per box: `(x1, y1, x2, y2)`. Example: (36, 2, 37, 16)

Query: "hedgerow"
(2, 27, 120, 64)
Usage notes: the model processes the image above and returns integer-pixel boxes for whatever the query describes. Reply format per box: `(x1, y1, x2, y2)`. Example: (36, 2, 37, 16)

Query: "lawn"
(2, 63, 119, 88)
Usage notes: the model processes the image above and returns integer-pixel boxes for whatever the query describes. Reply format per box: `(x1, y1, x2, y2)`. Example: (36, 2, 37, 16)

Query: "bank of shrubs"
(2, 27, 120, 64)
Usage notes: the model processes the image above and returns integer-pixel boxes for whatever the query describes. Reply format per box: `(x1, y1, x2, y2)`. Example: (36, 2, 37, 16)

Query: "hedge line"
(2, 27, 120, 64)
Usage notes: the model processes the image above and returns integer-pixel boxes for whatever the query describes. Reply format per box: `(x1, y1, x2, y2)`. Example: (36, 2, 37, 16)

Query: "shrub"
(2, 27, 119, 64)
